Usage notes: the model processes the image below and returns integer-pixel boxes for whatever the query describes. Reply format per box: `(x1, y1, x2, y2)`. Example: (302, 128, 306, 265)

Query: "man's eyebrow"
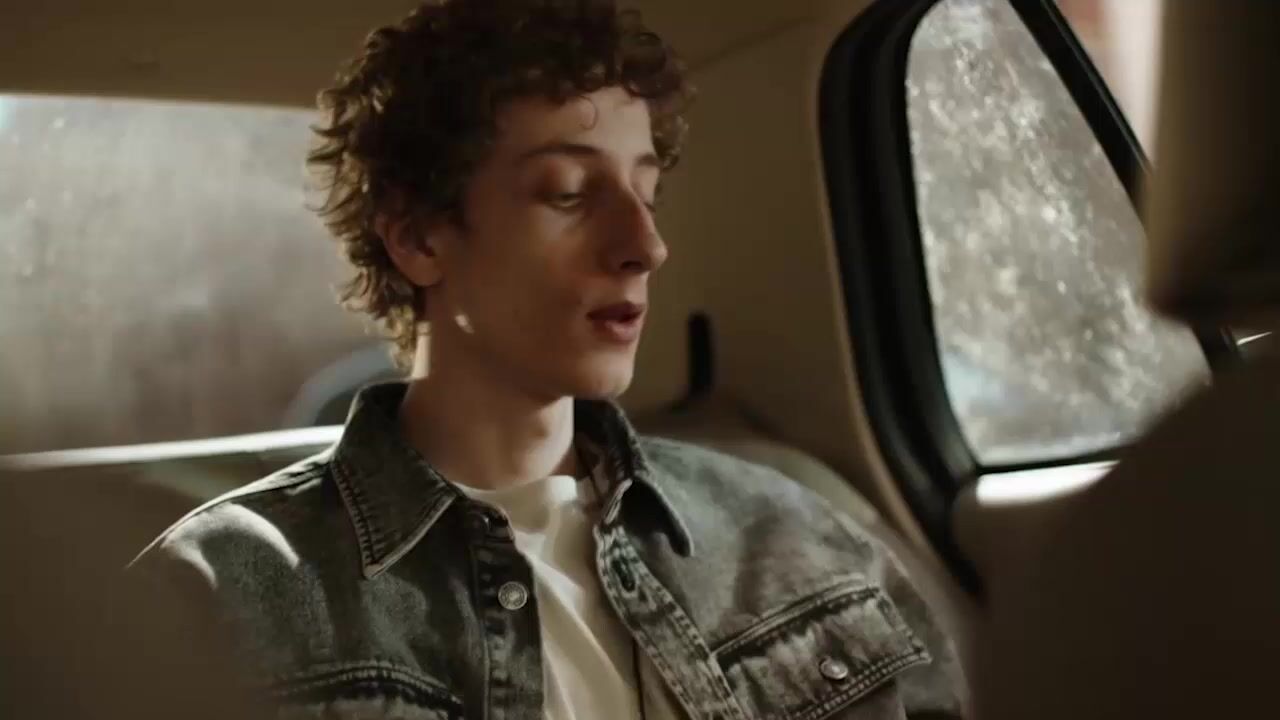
(516, 141, 661, 169)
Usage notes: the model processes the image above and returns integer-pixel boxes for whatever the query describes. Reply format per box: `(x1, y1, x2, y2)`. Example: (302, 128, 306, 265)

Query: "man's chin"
(570, 365, 635, 401)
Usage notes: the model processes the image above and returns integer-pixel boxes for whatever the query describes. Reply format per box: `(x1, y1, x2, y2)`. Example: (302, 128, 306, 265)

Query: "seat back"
(971, 3, 1280, 717)
(0, 428, 339, 567)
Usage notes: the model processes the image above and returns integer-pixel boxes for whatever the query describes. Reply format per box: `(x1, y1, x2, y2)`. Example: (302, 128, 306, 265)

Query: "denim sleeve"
(124, 541, 272, 719)
(835, 512, 970, 719)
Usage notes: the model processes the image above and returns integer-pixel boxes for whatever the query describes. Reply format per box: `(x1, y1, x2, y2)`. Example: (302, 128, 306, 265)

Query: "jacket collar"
(332, 382, 693, 579)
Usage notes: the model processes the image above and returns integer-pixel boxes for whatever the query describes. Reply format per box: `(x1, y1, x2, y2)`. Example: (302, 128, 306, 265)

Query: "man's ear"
(377, 211, 445, 289)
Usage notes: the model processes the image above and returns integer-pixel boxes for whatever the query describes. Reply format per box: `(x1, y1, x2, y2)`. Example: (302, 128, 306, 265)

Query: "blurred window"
(905, 0, 1207, 466)
(0, 95, 383, 454)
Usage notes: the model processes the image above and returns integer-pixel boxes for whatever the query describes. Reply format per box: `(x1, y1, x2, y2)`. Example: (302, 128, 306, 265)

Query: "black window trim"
(819, 0, 1237, 595)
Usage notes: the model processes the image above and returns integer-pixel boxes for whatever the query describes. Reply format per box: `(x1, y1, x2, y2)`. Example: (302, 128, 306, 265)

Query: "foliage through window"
(0, 95, 386, 454)
(905, 0, 1206, 466)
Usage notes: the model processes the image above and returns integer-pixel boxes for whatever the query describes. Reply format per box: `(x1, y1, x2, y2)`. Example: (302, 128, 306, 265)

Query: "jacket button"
(468, 509, 512, 540)
(488, 516, 512, 540)
(819, 657, 850, 682)
(498, 581, 529, 611)
(467, 511, 492, 535)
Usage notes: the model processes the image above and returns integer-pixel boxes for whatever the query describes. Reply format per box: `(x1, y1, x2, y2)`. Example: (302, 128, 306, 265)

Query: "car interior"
(1, 0, 1276, 718)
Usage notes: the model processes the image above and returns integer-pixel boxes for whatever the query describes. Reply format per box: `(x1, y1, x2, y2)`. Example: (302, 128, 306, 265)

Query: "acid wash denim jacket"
(130, 382, 965, 719)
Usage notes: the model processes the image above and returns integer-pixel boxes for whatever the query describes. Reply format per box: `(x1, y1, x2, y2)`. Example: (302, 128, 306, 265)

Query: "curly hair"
(308, 0, 693, 369)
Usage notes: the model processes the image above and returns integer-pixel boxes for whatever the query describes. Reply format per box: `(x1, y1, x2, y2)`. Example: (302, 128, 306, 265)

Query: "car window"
(0, 95, 385, 454)
(905, 0, 1207, 466)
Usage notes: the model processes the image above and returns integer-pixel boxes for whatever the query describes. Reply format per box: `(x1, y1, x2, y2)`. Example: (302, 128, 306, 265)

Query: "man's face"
(423, 86, 667, 402)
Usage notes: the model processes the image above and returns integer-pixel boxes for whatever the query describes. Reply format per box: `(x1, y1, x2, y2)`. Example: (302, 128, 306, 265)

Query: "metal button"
(468, 509, 512, 540)
(467, 511, 492, 535)
(819, 657, 850, 682)
(498, 581, 529, 611)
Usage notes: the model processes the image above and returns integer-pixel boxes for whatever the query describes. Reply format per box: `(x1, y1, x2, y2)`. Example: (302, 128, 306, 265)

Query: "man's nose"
(606, 191, 668, 275)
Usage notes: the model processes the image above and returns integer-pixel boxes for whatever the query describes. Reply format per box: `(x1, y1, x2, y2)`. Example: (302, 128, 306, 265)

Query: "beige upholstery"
(0, 466, 272, 719)
(0, 1, 829, 107)
(1143, 2, 1280, 330)
(968, 3, 1280, 717)
(0, 428, 339, 567)
(972, 348, 1280, 720)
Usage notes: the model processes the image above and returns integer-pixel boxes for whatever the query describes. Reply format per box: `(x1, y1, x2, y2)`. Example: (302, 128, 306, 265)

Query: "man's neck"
(398, 354, 580, 492)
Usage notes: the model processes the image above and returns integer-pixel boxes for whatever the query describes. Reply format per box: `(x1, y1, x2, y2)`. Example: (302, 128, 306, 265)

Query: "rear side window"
(904, 0, 1206, 465)
(820, 0, 1233, 584)
(1, 95, 384, 454)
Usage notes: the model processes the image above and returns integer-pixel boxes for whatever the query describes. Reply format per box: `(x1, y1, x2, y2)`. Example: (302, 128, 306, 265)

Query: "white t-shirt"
(457, 452, 679, 720)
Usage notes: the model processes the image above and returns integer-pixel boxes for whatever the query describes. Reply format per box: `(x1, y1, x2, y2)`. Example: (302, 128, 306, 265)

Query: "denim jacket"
(130, 383, 964, 719)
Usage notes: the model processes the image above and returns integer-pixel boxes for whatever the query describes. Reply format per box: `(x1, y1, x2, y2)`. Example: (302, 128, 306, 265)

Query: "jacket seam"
(267, 660, 463, 710)
(332, 457, 380, 571)
(714, 575, 872, 659)
(466, 524, 492, 720)
(616, 537, 749, 720)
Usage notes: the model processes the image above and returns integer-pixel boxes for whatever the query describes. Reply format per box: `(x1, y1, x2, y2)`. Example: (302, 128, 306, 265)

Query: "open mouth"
(587, 303, 646, 344)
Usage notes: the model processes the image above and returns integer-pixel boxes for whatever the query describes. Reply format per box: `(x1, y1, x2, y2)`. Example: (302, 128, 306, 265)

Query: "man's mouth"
(588, 302, 645, 322)
(587, 302, 646, 344)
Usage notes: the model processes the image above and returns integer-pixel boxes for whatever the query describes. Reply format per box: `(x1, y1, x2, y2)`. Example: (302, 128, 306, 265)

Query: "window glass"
(905, 0, 1206, 466)
(0, 95, 388, 454)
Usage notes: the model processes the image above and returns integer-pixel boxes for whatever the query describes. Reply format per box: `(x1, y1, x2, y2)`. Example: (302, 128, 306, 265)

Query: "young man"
(131, 1, 964, 718)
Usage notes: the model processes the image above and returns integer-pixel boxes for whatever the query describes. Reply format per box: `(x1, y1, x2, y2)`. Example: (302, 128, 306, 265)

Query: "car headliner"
(0, 0, 825, 107)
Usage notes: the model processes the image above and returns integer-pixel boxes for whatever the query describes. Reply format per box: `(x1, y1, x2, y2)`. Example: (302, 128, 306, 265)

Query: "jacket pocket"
(268, 660, 464, 720)
(713, 578, 930, 720)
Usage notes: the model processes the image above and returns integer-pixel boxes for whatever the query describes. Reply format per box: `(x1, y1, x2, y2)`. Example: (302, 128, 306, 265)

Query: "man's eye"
(645, 182, 664, 214)
(546, 192, 584, 209)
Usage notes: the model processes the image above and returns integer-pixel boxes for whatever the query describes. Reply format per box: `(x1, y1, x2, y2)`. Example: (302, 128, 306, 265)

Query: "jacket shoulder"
(128, 450, 334, 576)
(639, 434, 839, 518)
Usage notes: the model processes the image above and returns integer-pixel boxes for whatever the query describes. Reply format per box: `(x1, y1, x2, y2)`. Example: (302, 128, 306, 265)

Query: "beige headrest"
(1144, 1, 1280, 329)
(972, 349, 1280, 720)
